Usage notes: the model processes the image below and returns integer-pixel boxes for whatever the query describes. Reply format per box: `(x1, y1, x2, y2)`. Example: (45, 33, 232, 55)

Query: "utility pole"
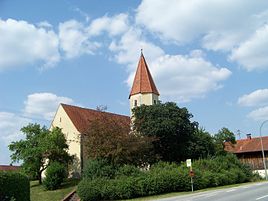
(260, 120, 268, 180)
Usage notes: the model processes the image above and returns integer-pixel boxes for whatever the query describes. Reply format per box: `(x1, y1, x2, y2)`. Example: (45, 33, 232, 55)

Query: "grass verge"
(30, 179, 79, 201)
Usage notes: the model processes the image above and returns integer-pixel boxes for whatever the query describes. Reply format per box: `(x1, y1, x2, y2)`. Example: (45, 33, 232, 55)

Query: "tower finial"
(141, 48, 143, 55)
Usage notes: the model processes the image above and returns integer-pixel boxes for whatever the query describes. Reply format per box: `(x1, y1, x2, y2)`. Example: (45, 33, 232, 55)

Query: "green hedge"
(78, 154, 254, 201)
(43, 162, 67, 190)
(83, 159, 117, 180)
(0, 171, 30, 201)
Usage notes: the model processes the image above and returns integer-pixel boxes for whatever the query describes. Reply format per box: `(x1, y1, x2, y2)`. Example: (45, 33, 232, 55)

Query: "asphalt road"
(157, 182, 268, 201)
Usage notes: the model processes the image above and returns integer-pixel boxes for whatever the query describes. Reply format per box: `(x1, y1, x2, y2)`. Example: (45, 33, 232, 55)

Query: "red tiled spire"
(129, 52, 159, 98)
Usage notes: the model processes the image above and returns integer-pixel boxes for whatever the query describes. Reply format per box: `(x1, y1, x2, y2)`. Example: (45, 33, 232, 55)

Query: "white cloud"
(238, 89, 268, 107)
(248, 106, 268, 121)
(109, 27, 231, 102)
(136, 0, 268, 47)
(88, 13, 129, 36)
(230, 25, 268, 71)
(58, 14, 129, 59)
(109, 28, 164, 70)
(150, 52, 231, 102)
(59, 20, 100, 59)
(0, 19, 60, 70)
(136, 0, 268, 71)
(23, 92, 74, 120)
(0, 112, 31, 145)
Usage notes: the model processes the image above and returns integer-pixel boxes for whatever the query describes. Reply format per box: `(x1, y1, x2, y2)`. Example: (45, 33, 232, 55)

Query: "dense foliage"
(188, 127, 216, 158)
(214, 127, 236, 155)
(43, 162, 67, 190)
(132, 102, 238, 161)
(77, 155, 253, 201)
(133, 102, 207, 162)
(83, 159, 117, 180)
(83, 112, 154, 166)
(0, 171, 30, 201)
(9, 124, 72, 184)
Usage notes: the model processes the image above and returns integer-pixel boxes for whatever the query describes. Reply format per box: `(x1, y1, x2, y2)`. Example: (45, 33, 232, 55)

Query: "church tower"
(129, 51, 160, 116)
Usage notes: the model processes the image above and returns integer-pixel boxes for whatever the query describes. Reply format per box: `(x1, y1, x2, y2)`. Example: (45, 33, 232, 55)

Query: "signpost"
(186, 159, 194, 192)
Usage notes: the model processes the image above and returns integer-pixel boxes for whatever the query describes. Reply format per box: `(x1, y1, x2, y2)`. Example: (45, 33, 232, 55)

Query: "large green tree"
(214, 127, 236, 155)
(9, 124, 72, 184)
(188, 127, 216, 159)
(83, 113, 154, 166)
(132, 102, 198, 162)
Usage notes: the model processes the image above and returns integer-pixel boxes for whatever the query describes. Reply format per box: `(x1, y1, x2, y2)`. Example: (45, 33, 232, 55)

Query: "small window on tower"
(154, 100, 156, 104)
(60, 117, 62, 122)
(134, 100, 137, 107)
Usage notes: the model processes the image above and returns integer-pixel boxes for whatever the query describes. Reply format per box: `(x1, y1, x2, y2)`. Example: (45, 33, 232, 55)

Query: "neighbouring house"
(50, 51, 160, 176)
(225, 134, 268, 176)
(0, 165, 20, 171)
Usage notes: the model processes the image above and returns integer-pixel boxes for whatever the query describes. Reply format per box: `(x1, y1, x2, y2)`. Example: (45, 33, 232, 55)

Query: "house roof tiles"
(225, 136, 268, 154)
(61, 104, 130, 133)
(0, 165, 20, 171)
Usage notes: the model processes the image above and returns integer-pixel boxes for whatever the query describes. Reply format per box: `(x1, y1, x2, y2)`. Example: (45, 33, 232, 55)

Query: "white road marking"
(226, 189, 237, 192)
(205, 192, 218, 198)
(255, 183, 264, 186)
(242, 186, 250, 189)
(256, 194, 268, 200)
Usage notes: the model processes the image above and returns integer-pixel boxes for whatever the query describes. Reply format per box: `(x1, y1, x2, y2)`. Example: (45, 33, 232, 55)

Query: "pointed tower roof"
(129, 52, 159, 98)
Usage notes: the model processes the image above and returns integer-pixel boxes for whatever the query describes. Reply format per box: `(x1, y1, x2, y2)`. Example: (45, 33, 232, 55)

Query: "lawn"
(30, 179, 79, 201)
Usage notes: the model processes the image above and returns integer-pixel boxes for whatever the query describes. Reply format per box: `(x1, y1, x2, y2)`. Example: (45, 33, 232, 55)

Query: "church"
(51, 52, 160, 176)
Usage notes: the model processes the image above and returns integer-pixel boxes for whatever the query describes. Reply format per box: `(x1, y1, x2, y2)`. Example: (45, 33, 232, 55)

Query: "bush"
(83, 159, 116, 180)
(0, 171, 30, 201)
(77, 178, 103, 201)
(115, 165, 143, 178)
(43, 162, 67, 190)
(77, 155, 255, 200)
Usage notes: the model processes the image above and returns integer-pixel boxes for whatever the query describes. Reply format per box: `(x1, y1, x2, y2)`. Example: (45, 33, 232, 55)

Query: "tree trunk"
(38, 171, 42, 184)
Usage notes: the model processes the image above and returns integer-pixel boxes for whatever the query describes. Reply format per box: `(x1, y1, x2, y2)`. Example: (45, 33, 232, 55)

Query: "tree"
(83, 112, 154, 166)
(132, 102, 198, 162)
(188, 127, 215, 159)
(214, 127, 236, 155)
(44, 127, 73, 165)
(9, 124, 72, 184)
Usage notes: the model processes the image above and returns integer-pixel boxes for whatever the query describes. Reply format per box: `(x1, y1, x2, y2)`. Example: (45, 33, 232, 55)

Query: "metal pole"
(191, 176, 193, 192)
(260, 120, 268, 180)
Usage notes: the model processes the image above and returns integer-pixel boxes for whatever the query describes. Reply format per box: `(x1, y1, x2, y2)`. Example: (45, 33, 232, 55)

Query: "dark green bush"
(83, 159, 116, 180)
(77, 155, 255, 200)
(0, 171, 30, 201)
(77, 178, 103, 201)
(115, 164, 143, 178)
(43, 162, 67, 190)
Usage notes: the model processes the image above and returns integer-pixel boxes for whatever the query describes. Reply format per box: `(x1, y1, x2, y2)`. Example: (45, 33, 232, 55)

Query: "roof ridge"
(237, 136, 268, 141)
(60, 103, 129, 118)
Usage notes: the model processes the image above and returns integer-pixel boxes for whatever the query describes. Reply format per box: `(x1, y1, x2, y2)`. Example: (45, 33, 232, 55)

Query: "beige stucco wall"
(50, 105, 81, 177)
(129, 93, 159, 116)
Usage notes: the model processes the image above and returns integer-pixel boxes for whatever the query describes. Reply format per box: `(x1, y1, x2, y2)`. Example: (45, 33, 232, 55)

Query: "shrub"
(77, 155, 255, 200)
(83, 159, 116, 180)
(77, 178, 103, 201)
(115, 164, 142, 178)
(0, 171, 30, 201)
(43, 162, 67, 190)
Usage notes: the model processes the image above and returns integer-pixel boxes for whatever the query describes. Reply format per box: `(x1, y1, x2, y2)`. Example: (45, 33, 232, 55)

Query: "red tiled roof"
(225, 136, 268, 154)
(129, 53, 159, 98)
(0, 165, 20, 171)
(61, 104, 130, 133)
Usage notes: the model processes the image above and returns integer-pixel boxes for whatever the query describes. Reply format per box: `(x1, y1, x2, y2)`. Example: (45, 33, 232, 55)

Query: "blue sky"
(1, 0, 268, 164)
